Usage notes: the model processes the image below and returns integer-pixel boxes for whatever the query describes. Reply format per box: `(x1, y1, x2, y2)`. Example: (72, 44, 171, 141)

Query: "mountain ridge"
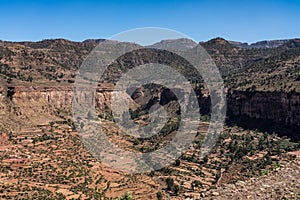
(1, 37, 299, 49)
(229, 39, 291, 49)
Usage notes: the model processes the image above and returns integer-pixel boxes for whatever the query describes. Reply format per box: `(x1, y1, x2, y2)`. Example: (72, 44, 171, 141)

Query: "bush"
(156, 191, 163, 200)
(116, 192, 133, 200)
(166, 178, 174, 191)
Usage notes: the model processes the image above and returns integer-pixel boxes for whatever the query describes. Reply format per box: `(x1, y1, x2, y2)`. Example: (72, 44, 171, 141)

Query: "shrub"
(156, 191, 163, 200)
(116, 192, 133, 200)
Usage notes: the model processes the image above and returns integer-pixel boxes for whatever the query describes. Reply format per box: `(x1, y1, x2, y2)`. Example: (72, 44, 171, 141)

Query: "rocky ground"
(203, 155, 300, 200)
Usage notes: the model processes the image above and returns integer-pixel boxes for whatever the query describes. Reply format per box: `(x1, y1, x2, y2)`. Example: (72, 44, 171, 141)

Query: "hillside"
(225, 39, 300, 92)
(1, 37, 300, 92)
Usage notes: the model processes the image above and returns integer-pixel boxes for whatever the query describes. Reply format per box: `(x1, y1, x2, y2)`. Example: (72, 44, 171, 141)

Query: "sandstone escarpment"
(2, 85, 143, 129)
(227, 90, 300, 140)
(1, 85, 299, 140)
(8, 86, 73, 110)
(227, 91, 300, 127)
(1, 85, 116, 128)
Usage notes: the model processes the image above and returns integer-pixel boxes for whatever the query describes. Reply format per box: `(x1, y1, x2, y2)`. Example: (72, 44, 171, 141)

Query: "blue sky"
(0, 0, 300, 43)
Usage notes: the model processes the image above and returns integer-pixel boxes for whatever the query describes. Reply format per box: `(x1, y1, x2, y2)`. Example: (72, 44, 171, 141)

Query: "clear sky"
(1, 0, 300, 43)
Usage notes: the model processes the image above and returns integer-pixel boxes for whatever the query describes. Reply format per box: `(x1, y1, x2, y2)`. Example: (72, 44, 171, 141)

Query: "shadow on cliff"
(226, 115, 300, 142)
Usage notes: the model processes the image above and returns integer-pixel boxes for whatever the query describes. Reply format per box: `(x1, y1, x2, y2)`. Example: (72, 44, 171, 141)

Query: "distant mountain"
(148, 38, 197, 50)
(201, 37, 236, 52)
(200, 37, 246, 73)
(82, 39, 106, 44)
(280, 39, 300, 49)
(1, 36, 300, 92)
(229, 39, 290, 49)
(228, 41, 249, 48)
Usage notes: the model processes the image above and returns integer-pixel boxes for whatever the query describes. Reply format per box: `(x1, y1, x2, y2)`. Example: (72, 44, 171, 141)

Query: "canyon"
(1, 84, 299, 141)
(0, 37, 300, 199)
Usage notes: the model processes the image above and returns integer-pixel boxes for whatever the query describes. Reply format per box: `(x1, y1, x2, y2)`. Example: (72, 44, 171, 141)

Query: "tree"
(56, 193, 66, 200)
(191, 180, 202, 190)
(28, 75, 33, 82)
(166, 178, 174, 191)
(7, 77, 12, 84)
(156, 191, 163, 200)
(203, 155, 208, 163)
(173, 185, 180, 195)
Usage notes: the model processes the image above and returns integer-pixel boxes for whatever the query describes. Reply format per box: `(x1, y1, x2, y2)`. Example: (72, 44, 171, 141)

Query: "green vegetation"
(166, 177, 181, 195)
(156, 191, 163, 200)
(116, 192, 133, 200)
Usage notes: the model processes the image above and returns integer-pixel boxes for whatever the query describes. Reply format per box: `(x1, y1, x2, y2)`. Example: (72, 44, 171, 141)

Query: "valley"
(0, 37, 299, 199)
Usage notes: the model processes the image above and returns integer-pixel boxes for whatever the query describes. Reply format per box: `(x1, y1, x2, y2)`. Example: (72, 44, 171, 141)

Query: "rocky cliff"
(1, 85, 299, 140)
(0, 85, 116, 129)
(229, 39, 291, 49)
(227, 90, 300, 140)
(228, 91, 300, 126)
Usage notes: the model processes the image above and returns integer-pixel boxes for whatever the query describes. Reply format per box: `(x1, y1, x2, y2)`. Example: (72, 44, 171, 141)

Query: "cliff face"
(229, 39, 290, 49)
(7, 86, 73, 114)
(1, 86, 299, 139)
(226, 91, 300, 141)
(3, 86, 300, 126)
(227, 91, 300, 127)
(0, 86, 115, 128)
(1, 85, 142, 128)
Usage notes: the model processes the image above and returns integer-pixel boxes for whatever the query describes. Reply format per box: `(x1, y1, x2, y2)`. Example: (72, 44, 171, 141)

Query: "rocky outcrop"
(227, 90, 300, 127)
(226, 90, 300, 140)
(229, 39, 290, 49)
(0, 85, 116, 128)
(10, 85, 117, 111)
(12, 86, 71, 104)
(0, 86, 5, 114)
